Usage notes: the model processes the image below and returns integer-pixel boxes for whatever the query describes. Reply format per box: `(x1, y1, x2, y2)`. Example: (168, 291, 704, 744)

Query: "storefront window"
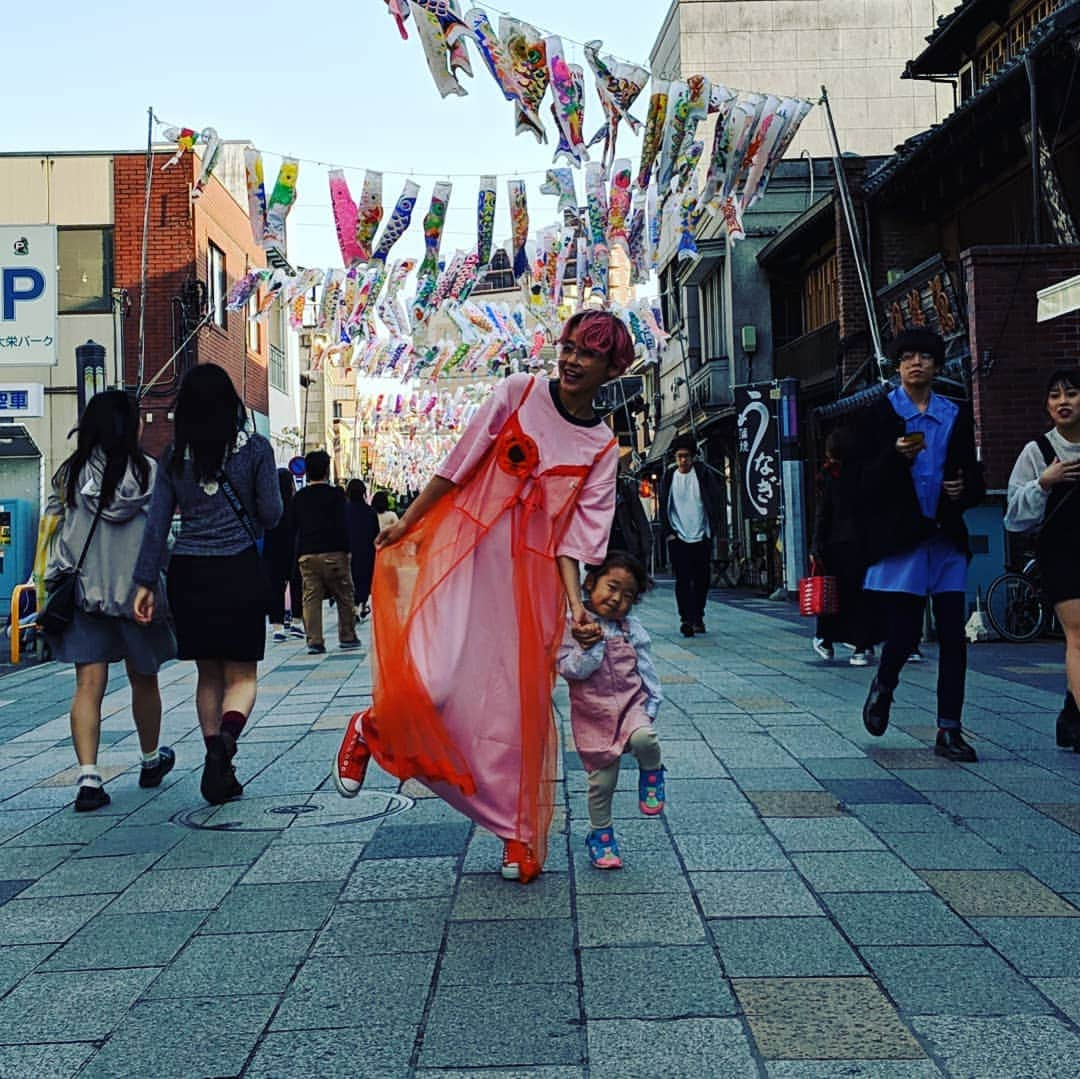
(58, 228, 113, 314)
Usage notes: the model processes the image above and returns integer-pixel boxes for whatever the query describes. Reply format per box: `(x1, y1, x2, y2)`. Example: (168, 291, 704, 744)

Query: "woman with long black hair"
(133, 364, 282, 805)
(45, 390, 177, 811)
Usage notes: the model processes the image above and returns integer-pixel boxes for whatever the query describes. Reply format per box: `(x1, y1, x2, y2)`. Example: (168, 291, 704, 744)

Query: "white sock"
(78, 764, 102, 788)
(141, 749, 160, 768)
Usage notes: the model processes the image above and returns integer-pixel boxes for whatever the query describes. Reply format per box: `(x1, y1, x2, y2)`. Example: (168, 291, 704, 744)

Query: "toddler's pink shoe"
(638, 767, 666, 816)
(586, 828, 623, 870)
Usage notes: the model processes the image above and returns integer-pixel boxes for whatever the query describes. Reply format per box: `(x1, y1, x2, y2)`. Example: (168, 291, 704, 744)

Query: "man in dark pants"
(856, 329, 985, 762)
(659, 435, 723, 637)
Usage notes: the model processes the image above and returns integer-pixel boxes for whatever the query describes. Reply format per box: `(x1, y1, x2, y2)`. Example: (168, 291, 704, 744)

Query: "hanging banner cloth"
(264, 158, 300, 248)
(476, 176, 497, 266)
(508, 179, 530, 281)
(503, 19, 549, 142)
(546, 36, 588, 167)
(360, 374, 617, 871)
(244, 148, 268, 246)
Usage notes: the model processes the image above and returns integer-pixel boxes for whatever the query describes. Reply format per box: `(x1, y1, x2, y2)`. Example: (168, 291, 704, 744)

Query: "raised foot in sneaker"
(934, 728, 977, 763)
(139, 746, 176, 788)
(862, 680, 892, 737)
(849, 650, 872, 667)
(638, 766, 666, 816)
(74, 783, 110, 812)
(500, 839, 541, 883)
(813, 637, 834, 661)
(333, 715, 371, 797)
(585, 827, 623, 869)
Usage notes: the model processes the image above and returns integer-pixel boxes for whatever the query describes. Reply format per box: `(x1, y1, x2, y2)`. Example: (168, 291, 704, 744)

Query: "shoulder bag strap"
(1035, 434, 1056, 468)
(218, 472, 259, 545)
(73, 498, 107, 574)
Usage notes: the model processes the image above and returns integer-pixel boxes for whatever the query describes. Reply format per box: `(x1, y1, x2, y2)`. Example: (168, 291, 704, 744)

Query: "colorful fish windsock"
(660, 77, 710, 197)
(383, 0, 411, 39)
(547, 37, 588, 168)
(378, 258, 415, 337)
(584, 40, 647, 133)
(721, 93, 764, 202)
(356, 171, 384, 263)
(585, 163, 609, 254)
(191, 128, 222, 200)
(607, 160, 632, 256)
(637, 83, 669, 190)
(244, 148, 267, 246)
(552, 226, 574, 306)
(476, 176, 497, 266)
(418, 181, 452, 284)
(703, 92, 737, 205)
(628, 195, 647, 284)
(738, 96, 784, 210)
(540, 168, 579, 217)
(508, 179, 530, 281)
(161, 126, 200, 171)
(286, 268, 323, 331)
(329, 169, 363, 267)
(373, 180, 420, 263)
(263, 157, 299, 248)
(502, 18, 548, 143)
(415, 7, 469, 98)
(466, 8, 521, 104)
(318, 269, 346, 333)
(753, 98, 814, 205)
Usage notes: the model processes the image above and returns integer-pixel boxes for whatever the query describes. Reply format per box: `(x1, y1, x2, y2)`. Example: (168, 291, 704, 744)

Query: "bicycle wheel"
(986, 573, 1045, 643)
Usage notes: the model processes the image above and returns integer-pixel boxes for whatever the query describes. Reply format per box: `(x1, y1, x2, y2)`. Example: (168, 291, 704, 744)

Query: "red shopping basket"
(799, 567, 839, 617)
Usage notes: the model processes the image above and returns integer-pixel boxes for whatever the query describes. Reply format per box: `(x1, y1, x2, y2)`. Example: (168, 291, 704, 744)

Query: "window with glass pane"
(208, 242, 227, 328)
(246, 293, 261, 352)
(58, 228, 113, 314)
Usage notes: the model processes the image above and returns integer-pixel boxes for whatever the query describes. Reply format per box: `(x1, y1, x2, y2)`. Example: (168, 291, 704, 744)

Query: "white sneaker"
(850, 651, 871, 667)
(908, 649, 924, 663)
(813, 638, 834, 661)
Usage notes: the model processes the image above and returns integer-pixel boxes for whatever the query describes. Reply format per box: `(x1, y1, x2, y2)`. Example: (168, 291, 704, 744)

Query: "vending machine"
(0, 499, 35, 611)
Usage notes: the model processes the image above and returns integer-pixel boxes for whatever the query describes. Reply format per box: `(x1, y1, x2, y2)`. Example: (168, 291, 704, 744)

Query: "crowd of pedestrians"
(36, 337, 1080, 890)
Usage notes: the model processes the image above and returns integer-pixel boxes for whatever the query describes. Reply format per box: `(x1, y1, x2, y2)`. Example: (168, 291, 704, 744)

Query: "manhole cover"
(171, 790, 414, 832)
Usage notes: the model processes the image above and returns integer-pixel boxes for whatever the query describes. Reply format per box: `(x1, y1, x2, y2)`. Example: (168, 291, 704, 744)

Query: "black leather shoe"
(693, 622, 706, 634)
(74, 784, 110, 812)
(862, 680, 892, 737)
(139, 745, 176, 788)
(1056, 693, 1080, 749)
(680, 623, 694, 638)
(935, 728, 977, 763)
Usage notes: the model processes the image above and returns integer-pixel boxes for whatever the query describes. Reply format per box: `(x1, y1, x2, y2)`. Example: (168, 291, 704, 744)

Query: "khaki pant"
(586, 726, 662, 829)
(298, 552, 358, 647)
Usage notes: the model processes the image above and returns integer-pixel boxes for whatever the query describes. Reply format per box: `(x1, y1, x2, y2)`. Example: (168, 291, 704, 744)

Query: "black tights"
(875, 591, 967, 729)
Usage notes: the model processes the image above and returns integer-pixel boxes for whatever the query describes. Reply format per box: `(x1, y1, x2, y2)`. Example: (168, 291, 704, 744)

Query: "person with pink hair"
(333, 310, 635, 883)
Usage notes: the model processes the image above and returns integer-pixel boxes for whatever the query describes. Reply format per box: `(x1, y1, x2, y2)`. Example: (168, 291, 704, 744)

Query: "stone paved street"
(2, 588, 1080, 1077)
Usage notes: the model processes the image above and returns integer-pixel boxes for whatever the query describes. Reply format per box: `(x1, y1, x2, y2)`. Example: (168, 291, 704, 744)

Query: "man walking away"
(659, 435, 723, 637)
(292, 451, 361, 655)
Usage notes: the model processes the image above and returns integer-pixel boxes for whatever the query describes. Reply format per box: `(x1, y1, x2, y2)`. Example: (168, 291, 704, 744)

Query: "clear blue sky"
(3, 0, 667, 271)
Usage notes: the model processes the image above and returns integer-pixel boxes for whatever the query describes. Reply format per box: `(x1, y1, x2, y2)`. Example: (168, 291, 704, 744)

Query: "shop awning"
(1037, 274, 1080, 322)
(640, 422, 679, 468)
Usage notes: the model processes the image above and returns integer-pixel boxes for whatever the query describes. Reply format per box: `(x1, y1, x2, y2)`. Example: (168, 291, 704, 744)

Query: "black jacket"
(659, 460, 723, 541)
(607, 474, 653, 565)
(811, 465, 865, 568)
(855, 394, 985, 566)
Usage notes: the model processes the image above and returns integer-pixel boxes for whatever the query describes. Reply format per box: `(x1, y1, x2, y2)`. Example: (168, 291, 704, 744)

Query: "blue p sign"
(2, 268, 46, 320)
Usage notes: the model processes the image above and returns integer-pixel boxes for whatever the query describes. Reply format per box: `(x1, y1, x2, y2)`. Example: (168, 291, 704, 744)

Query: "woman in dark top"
(345, 478, 379, 619)
(810, 427, 874, 665)
(133, 364, 282, 805)
(264, 468, 297, 641)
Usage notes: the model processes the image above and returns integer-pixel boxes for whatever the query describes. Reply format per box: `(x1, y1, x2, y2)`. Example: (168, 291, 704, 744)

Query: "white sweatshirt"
(1004, 427, 1080, 533)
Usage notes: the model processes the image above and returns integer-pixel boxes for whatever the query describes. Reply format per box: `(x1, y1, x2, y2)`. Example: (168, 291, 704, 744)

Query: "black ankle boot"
(863, 680, 893, 737)
(1056, 692, 1080, 750)
(935, 728, 977, 763)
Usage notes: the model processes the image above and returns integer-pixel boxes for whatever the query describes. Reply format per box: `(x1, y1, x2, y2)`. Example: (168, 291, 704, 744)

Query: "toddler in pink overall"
(557, 552, 664, 869)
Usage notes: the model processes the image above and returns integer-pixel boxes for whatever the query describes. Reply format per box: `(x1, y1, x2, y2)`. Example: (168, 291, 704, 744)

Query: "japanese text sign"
(735, 382, 780, 519)
(0, 383, 44, 418)
(0, 226, 58, 367)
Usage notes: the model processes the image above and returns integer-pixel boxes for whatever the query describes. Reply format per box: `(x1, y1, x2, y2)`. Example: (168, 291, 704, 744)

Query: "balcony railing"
(774, 322, 839, 384)
(689, 356, 732, 412)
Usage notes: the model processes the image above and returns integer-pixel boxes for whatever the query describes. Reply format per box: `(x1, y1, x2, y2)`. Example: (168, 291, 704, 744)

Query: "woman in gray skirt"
(133, 364, 282, 805)
(45, 390, 177, 812)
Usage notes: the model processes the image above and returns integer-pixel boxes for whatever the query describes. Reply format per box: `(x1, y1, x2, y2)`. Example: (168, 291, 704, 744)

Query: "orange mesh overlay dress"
(362, 375, 617, 868)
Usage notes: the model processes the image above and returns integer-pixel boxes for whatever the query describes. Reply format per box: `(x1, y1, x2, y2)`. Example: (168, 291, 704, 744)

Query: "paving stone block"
(246, 1026, 416, 1077)
(1037, 802, 1080, 833)
(587, 1018, 754, 1076)
(969, 917, 1080, 976)
(766, 817, 885, 852)
(572, 845, 689, 895)
(820, 892, 980, 946)
(40, 910, 204, 971)
(821, 779, 928, 805)
(711, 918, 864, 977)
(106, 865, 244, 914)
(911, 1015, 1080, 1078)
(664, 802, 765, 835)
(153, 829, 275, 869)
(920, 869, 1079, 918)
(452, 873, 570, 921)
(674, 832, 790, 871)
(0, 967, 160, 1042)
(0, 844, 79, 880)
(792, 852, 930, 893)
(850, 804, 953, 832)
(693, 870, 822, 918)
(766, 1062, 941, 1078)
(440, 919, 575, 985)
(0, 1043, 97, 1078)
(201, 880, 341, 933)
(734, 976, 923, 1060)
(747, 791, 845, 817)
(314, 897, 449, 956)
(577, 890, 705, 946)
(361, 821, 471, 859)
(74, 824, 186, 859)
(242, 841, 365, 883)
(888, 768, 995, 792)
(420, 982, 582, 1068)
(272, 952, 435, 1030)
(0, 943, 52, 996)
(0, 893, 113, 945)
(728, 767, 824, 791)
(860, 945, 1053, 1015)
(581, 945, 737, 1019)
(883, 829, 1017, 870)
(1031, 977, 1080, 1023)
(340, 855, 458, 901)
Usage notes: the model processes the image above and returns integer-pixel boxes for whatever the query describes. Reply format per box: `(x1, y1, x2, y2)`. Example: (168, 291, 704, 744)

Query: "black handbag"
(39, 501, 105, 638)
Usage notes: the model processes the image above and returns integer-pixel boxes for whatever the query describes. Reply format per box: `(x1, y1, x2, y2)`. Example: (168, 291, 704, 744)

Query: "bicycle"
(985, 557, 1061, 643)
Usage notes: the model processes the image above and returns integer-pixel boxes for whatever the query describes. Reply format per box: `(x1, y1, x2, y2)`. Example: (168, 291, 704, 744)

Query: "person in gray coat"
(45, 390, 177, 812)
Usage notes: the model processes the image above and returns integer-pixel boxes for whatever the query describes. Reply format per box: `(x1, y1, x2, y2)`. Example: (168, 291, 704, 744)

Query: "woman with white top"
(1005, 368, 1080, 751)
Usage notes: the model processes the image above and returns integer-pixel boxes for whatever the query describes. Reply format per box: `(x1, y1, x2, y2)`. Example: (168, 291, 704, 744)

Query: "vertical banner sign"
(735, 383, 780, 518)
(0, 226, 58, 367)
